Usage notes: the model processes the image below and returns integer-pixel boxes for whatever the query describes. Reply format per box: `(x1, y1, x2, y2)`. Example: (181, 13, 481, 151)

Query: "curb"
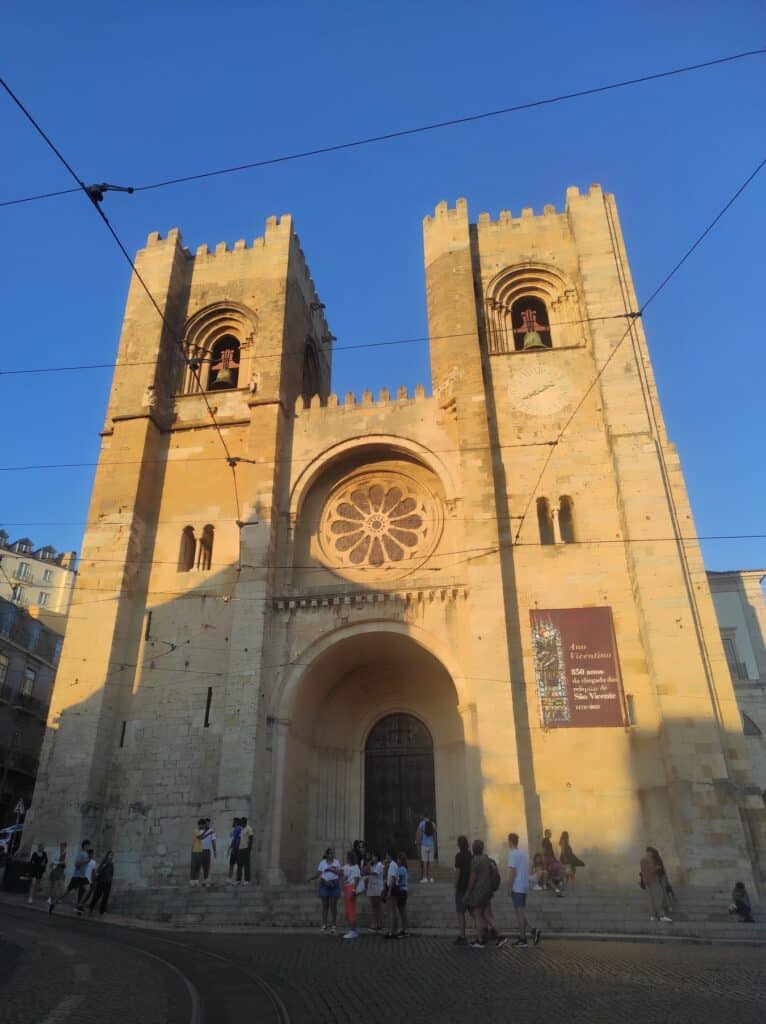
(2, 893, 762, 947)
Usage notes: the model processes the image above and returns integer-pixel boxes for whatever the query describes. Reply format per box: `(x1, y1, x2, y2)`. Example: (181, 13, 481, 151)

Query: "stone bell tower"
(28, 216, 333, 880)
(422, 187, 761, 888)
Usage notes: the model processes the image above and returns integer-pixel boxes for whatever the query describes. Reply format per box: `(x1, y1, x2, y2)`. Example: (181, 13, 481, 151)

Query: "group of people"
(24, 838, 115, 916)
(189, 815, 254, 886)
(530, 829, 584, 896)
(309, 846, 410, 940)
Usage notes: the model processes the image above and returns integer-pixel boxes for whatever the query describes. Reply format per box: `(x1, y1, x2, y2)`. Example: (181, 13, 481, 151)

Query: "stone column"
(265, 718, 290, 884)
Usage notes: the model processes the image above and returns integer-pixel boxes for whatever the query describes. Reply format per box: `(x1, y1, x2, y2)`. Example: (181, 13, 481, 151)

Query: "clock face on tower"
(507, 361, 571, 416)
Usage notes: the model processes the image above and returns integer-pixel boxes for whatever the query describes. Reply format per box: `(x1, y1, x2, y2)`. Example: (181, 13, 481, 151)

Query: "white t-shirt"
(84, 859, 97, 884)
(318, 858, 340, 882)
(201, 828, 216, 851)
(386, 860, 399, 888)
(343, 863, 361, 889)
(507, 848, 529, 893)
(367, 861, 384, 897)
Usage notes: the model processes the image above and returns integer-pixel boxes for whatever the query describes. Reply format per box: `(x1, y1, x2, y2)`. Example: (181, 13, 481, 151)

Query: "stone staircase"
(109, 881, 765, 941)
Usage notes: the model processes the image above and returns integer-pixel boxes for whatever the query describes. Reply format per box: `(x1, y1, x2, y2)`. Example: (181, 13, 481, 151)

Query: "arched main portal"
(269, 626, 474, 881)
(365, 713, 436, 859)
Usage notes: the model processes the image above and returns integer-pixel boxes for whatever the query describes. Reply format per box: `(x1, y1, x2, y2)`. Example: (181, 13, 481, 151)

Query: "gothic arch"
(485, 261, 585, 354)
(180, 301, 258, 394)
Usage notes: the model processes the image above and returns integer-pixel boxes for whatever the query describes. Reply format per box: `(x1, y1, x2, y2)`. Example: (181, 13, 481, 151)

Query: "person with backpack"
(416, 813, 436, 883)
(463, 839, 506, 948)
(88, 850, 114, 915)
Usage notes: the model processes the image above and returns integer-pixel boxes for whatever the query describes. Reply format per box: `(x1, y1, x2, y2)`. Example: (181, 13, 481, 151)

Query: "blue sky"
(1, 1, 764, 572)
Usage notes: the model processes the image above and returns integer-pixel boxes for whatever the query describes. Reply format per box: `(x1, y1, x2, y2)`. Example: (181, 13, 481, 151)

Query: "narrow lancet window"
(197, 524, 214, 571)
(559, 496, 575, 544)
(178, 526, 196, 571)
(537, 498, 554, 546)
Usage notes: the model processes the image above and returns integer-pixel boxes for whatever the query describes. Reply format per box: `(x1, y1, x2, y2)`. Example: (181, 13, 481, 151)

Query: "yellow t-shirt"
(191, 831, 203, 854)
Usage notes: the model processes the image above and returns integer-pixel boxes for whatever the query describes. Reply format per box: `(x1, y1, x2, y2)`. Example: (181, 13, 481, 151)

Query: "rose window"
(318, 473, 439, 576)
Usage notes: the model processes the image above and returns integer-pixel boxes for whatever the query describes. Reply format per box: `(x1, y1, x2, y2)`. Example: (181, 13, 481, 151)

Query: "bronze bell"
(213, 366, 234, 386)
(522, 330, 546, 351)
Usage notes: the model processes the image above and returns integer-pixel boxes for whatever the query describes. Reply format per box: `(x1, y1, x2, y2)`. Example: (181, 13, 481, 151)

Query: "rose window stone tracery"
(318, 472, 440, 577)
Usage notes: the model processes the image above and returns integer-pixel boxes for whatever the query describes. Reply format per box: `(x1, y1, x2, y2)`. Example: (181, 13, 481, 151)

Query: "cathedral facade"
(28, 186, 763, 888)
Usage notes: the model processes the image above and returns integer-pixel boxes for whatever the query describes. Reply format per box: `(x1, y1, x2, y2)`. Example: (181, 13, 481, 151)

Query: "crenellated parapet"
(293, 383, 430, 414)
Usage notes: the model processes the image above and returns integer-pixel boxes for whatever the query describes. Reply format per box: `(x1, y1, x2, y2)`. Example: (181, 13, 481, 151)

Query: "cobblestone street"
(1, 902, 763, 1024)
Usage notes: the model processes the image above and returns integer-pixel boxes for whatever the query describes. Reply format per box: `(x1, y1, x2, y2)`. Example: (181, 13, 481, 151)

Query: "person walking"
(27, 843, 48, 904)
(558, 831, 584, 888)
(507, 832, 540, 947)
(236, 817, 254, 884)
(464, 839, 504, 948)
(308, 847, 341, 932)
(384, 847, 400, 939)
(88, 851, 114, 916)
(729, 881, 755, 923)
(48, 842, 67, 904)
(453, 835, 472, 945)
(342, 850, 362, 939)
(416, 814, 436, 883)
(49, 839, 93, 914)
(78, 848, 98, 916)
(226, 818, 242, 882)
(365, 850, 385, 932)
(189, 818, 205, 885)
(200, 818, 217, 886)
(640, 846, 673, 922)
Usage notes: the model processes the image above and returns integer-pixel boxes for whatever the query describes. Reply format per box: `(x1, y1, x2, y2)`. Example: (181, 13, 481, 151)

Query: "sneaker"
(397, 930, 410, 938)
(27, 897, 33, 904)
(343, 930, 358, 939)
(660, 916, 673, 923)
(428, 877, 435, 883)
(453, 936, 468, 945)
(532, 928, 542, 945)
(470, 940, 486, 948)
(384, 932, 397, 940)
(419, 878, 428, 884)
(329, 925, 336, 934)
(511, 938, 528, 947)
(649, 916, 657, 922)
(554, 889, 563, 898)
(495, 936, 508, 948)
(533, 884, 544, 891)
(47, 898, 54, 915)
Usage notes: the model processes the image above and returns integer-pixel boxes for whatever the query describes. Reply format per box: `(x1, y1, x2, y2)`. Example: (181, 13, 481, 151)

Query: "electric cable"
(1, 48, 764, 207)
(0, 77, 243, 528)
(511, 154, 766, 543)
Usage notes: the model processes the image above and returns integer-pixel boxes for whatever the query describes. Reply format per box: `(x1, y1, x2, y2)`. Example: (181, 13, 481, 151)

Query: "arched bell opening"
(207, 335, 240, 390)
(511, 296, 552, 351)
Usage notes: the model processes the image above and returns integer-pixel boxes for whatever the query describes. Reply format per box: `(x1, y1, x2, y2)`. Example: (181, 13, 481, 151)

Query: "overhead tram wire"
(1, 48, 764, 208)
(0, 313, 637, 379)
(0, 78, 243, 532)
(511, 153, 766, 545)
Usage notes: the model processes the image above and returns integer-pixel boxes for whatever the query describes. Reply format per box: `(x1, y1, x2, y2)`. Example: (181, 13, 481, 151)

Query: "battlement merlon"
(425, 184, 612, 240)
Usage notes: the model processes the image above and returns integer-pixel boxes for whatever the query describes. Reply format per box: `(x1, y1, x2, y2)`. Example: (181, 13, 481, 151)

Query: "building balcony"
(11, 691, 49, 719)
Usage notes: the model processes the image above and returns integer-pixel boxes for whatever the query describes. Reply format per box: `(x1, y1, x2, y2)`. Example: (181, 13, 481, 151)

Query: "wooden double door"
(364, 713, 436, 860)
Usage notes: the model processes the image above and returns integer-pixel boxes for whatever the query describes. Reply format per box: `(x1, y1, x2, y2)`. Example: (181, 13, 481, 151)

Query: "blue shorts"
(511, 891, 527, 908)
(319, 880, 340, 900)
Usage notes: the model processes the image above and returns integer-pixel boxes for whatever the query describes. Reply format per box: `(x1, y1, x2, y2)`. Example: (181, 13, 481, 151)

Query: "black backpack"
(488, 858, 501, 893)
(424, 819, 435, 838)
